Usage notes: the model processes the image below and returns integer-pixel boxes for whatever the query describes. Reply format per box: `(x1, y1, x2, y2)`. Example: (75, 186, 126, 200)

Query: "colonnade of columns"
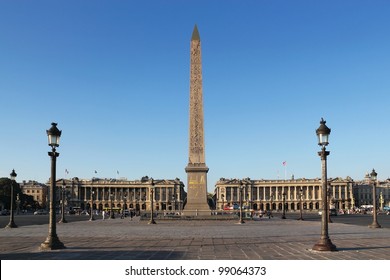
(217, 181, 353, 212)
(63, 179, 185, 212)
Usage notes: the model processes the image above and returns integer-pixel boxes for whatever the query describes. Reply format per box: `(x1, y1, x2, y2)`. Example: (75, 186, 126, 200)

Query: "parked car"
(318, 209, 337, 216)
(1, 209, 10, 216)
(34, 209, 48, 215)
(223, 203, 240, 210)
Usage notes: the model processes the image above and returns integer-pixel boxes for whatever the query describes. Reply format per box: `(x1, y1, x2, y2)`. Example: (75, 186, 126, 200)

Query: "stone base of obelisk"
(183, 204, 211, 216)
(185, 164, 210, 216)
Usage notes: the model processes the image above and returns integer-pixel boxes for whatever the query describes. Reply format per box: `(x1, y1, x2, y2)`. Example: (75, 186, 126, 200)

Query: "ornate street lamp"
(297, 187, 304, 220)
(41, 122, 65, 250)
(148, 178, 156, 224)
(16, 194, 20, 215)
(238, 180, 245, 224)
(369, 169, 381, 228)
(312, 118, 337, 251)
(89, 187, 95, 221)
(110, 193, 115, 219)
(281, 192, 286, 219)
(5, 169, 18, 228)
(58, 180, 67, 223)
(123, 194, 127, 217)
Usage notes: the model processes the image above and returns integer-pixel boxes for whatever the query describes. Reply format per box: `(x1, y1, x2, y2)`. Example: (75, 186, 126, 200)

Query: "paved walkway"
(1, 217, 389, 260)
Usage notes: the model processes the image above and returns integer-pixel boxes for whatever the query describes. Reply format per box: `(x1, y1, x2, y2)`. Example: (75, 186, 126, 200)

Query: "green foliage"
(0, 177, 33, 210)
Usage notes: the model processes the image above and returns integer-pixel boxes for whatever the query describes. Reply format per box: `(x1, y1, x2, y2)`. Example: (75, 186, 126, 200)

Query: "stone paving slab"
(0, 218, 390, 260)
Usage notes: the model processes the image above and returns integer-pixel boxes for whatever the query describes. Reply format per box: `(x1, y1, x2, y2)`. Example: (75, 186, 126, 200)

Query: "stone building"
(20, 180, 48, 208)
(61, 176, 186, 213)
(214, 177, 354, 212)
(353, 174, 390, 209)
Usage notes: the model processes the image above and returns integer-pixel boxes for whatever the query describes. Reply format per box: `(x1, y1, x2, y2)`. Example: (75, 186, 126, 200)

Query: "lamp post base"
(148, 219, 156, 224)
(281, 215, 286, 219)
(312, 237, 337, 251)
(40, 236, 66, 250)
(368, 222, 381, 229)
(5, 221, 18, 228)
(237, 219, 245, 224)
(58, 218, 67, 223)
(89, 216, 95, 221)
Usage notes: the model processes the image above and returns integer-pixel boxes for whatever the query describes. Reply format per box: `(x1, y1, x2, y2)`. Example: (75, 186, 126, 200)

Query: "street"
(1, 211, 389, 228)
(0, 213, 89, 227)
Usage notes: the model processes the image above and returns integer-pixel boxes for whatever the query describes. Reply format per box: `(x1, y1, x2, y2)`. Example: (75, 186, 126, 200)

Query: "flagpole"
(282, 162, 287, 181)
(284, 165, 287, 181)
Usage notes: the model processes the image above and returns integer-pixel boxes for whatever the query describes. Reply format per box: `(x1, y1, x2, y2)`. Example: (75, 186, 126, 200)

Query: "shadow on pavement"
(0, 250, 186, 260)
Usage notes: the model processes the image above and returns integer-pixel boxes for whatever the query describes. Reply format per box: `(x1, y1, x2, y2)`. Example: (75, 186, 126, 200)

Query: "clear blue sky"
(1, 1, 389, 191)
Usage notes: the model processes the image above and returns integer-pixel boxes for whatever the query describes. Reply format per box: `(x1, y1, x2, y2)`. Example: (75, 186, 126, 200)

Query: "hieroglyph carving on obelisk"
(185, 25, 210, 213)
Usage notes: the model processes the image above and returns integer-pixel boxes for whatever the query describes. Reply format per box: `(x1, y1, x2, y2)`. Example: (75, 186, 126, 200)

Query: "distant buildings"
(60, 176, 186, 213)
(19, 180, 48, 209)
(14, 173, 390, 212)
(353, 173, 390, 209)
(214, 177, 354, 212)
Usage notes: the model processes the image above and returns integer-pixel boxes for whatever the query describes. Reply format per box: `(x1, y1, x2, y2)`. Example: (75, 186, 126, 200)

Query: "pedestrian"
(102, 210, 105, 220)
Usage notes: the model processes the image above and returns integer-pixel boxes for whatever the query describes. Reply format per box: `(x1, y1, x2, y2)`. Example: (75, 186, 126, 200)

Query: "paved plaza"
(0, 217, 389, 260)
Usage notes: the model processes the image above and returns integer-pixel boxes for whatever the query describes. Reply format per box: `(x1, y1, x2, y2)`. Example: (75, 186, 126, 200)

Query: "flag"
(283, 161, 287, 166)
(94, 170, 97, 174)
(117, 170, 119, 175)
(65, 169, 69, 174)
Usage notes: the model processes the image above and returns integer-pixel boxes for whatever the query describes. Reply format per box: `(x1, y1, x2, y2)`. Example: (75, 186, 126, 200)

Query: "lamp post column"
(110, 194, 115, 219)
(89, 187, 95, 221)
(6, 169, 18, 228)
(297, 188, 304, 220)
(16, 194, 20, 215)
(221, 194, 225, 214)
(59, 180, 67, 223)
(123, 195, 127, 218)
(149, 179, 156, 224)
(312, 146, 336, 251)
(281, 192, 286, 219)
(369, 169, 381, 228)
(238, 181, 245, 224)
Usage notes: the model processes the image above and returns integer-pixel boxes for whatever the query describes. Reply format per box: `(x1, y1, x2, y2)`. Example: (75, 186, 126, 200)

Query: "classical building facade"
(353, 174, 390, 209)
(61, 176, 186, 212)
(214, 177, 354, 212)
(20, 180, 48, 208)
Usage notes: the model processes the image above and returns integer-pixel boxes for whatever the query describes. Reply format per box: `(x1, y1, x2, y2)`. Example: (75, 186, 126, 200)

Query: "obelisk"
(185, 25, 210, 214)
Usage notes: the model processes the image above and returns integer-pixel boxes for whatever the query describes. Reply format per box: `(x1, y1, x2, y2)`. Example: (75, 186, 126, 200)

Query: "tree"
(0, 177, 34, 211)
